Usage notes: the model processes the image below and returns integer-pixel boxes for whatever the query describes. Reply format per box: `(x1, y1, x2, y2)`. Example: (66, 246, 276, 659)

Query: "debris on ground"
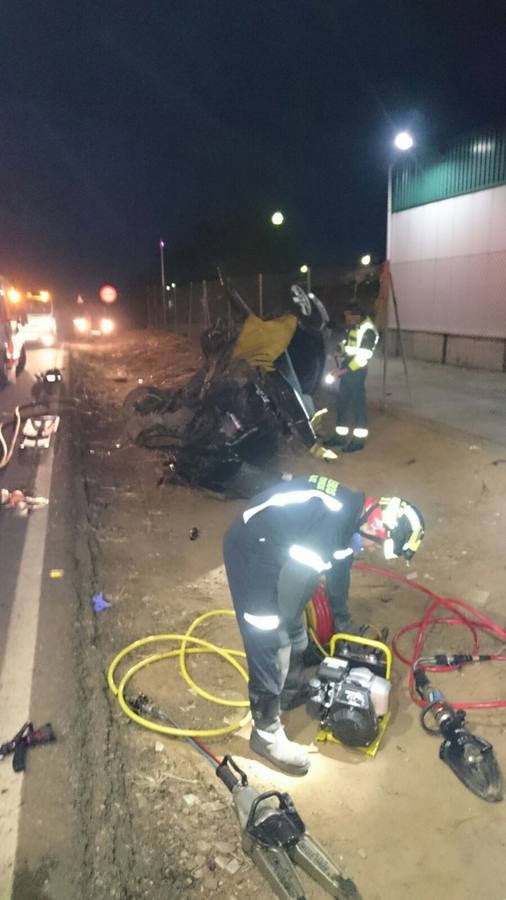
(92, 591, 112, 613)
(0, 488, 49, 515)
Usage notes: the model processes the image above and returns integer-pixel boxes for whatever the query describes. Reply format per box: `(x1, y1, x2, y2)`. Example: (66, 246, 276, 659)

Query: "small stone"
(357, 848, 367, 859)
(203, 874, 219, 891)
(225, 858, 241, 875)
(215, 841, 236, 856)
(183, 793, 199, 807)
(155, 741, 165, 753)
(466, 588, 489, 606)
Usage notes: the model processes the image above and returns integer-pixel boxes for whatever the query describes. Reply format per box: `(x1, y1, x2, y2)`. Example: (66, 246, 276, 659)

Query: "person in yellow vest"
(330, 304, 379, 453)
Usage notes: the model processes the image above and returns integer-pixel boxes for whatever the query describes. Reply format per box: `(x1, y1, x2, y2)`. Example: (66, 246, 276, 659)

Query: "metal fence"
(143, 266, 380, 338)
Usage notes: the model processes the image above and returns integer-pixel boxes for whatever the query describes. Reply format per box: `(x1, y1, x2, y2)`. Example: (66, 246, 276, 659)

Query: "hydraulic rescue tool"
(216, 755, 361, 900)
(414, 662, 503, 802)
(306, 631, 392, 757)
(0, 722, 56, 772)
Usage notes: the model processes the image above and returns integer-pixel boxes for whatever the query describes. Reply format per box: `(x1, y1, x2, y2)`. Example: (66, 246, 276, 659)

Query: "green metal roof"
(392, 126, 506, 211)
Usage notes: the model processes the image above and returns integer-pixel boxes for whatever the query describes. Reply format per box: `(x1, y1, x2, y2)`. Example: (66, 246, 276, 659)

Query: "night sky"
(1, 1, 505, 298)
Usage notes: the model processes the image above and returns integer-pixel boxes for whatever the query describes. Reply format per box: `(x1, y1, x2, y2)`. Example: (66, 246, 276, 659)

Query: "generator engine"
(306, 648, 391, 749)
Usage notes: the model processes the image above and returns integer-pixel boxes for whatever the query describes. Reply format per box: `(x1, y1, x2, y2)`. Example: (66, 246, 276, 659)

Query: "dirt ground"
(71, 330, 506, 900)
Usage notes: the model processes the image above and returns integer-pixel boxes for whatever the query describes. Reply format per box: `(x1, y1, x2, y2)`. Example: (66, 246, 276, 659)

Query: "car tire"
(16, 344, 27, 374)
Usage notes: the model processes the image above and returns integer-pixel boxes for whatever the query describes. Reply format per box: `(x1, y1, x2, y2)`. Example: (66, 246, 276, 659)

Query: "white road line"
(0, 348, 64, 899)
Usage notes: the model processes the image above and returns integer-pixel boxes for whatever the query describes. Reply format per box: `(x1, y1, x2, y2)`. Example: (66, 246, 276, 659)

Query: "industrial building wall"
(390, 184, 506, 340)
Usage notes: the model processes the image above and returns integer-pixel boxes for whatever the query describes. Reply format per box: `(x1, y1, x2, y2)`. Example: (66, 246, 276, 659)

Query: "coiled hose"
(0, 405, 22, 468)
(107, 610, 250, 740)
(354, 562, 506, 710)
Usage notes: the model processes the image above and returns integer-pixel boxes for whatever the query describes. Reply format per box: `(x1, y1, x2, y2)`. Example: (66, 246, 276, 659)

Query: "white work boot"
(250, 721, 311, 775)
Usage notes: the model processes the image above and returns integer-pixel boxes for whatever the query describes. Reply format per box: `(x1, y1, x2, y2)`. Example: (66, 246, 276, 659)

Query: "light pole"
(299, 264, 311, 292)
(159, 239, 166, 326)
(382, 131, 414, 410)
(387, 132, 414, 262)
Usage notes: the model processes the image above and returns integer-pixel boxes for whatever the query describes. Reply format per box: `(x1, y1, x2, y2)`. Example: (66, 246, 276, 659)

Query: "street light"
(387, 132, 414, 262)
(299, 264, 311, 292)
(271, 211, 284, 226)
(383, 131, 415, 410)
(394, 131, 414, 151)
(159, 239, 167, 326)
(360, 254, 371, 266)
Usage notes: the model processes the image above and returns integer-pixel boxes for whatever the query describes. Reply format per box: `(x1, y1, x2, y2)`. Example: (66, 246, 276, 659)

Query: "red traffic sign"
(99, 284, 118, 304)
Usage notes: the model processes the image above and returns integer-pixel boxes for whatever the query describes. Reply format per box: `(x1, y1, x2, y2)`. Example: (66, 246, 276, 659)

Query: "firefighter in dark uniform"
(332, 305, 379, 452)
(223, 474, 425, 775)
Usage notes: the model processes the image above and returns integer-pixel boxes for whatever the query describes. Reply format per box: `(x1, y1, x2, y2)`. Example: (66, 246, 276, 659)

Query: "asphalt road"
(0, 344, 83, 900)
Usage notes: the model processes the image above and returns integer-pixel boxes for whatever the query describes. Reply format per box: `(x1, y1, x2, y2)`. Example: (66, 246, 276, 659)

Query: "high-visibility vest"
(341, 317, 379, 371)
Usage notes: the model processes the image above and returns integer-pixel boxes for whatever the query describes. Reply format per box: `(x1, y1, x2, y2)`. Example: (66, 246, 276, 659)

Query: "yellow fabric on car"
(232, 313, 298, 371)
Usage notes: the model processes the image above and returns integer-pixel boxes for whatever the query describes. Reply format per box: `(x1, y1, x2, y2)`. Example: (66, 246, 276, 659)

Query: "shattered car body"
(124, 284, 330, 494)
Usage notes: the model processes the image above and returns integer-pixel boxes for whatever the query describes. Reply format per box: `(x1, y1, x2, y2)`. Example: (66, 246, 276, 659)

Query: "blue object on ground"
(92, 591, 112, 613)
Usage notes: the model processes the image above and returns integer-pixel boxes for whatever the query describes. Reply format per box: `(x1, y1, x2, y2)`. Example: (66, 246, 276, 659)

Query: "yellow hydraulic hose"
(107, 611, 251, 739)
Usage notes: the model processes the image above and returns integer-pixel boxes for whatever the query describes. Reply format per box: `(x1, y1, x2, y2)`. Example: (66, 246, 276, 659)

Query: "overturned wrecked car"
(124, 279, 333, 495)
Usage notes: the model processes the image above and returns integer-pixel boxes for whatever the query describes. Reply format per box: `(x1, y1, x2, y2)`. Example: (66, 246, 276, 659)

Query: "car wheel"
(16, 344, 27, 374)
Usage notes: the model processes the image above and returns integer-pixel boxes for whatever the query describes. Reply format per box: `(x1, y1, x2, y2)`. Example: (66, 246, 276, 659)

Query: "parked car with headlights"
(73, 301, 116, 339)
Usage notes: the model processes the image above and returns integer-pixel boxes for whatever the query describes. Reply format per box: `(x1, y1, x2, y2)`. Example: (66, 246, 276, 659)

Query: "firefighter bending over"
(223, 473, 424, 775)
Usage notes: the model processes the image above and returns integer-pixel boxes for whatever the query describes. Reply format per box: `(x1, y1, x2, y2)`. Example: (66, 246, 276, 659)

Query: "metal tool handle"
(216, 755, 248, 793)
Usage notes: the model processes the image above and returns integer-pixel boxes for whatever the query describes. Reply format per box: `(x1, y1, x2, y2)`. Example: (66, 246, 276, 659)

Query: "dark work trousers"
(336, 367, 368, 432)
(223, 523, 317, 729)
(326, 557, 353, 626)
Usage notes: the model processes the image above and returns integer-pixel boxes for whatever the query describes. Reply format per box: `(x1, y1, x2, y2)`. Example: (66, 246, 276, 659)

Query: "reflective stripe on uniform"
(288, 544, 332, 572)
(348, 348, 374, 371)
(243, 489, 342, 524)
(243, 612, 280, 630)
(352, 427, 369, 439)
(332, 548, 354, 560)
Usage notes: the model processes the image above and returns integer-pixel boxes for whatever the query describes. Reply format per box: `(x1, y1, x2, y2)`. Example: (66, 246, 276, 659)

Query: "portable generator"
(306, 632, 392, 758)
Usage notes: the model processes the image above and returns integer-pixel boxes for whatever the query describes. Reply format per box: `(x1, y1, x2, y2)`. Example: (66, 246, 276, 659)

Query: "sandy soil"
(71, 330, 506, 900)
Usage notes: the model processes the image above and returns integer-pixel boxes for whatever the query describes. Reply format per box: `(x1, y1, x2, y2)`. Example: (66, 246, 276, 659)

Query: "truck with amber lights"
(0, 280, 27, 385)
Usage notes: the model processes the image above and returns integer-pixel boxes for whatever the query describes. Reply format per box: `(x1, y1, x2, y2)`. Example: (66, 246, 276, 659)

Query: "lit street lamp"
(271, 211, 284, 226)
(159, 239, 167, 326)
(394, 131, 414, 151)
(360, 254, 371, 267)
(387, 131, 414, 261)
(383, 131, 415, 410)
(299, 263, 311, 292)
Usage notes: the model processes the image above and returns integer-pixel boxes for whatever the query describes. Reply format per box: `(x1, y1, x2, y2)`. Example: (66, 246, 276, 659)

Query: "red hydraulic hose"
(353, 562, 506, 711)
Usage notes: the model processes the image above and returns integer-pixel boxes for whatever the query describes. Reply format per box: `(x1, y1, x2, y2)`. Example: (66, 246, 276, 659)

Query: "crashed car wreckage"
(124, 275, 332, 494)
